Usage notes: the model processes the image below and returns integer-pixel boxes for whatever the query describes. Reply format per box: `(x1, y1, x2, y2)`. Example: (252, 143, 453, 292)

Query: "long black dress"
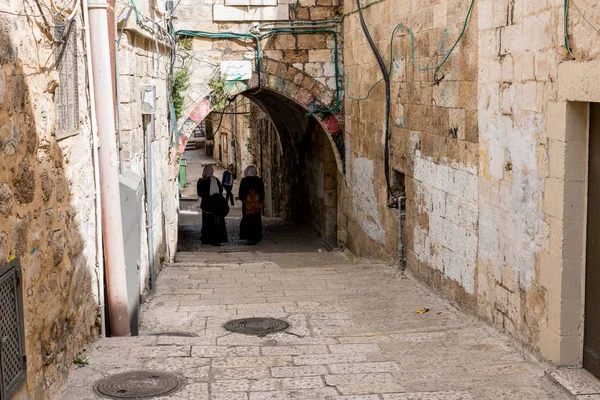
(197, 177, 228, 245)
(239, 176, 265, 243)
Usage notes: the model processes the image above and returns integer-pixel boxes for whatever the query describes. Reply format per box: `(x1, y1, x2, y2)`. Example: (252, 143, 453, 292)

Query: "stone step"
(547, 367, 600, 398)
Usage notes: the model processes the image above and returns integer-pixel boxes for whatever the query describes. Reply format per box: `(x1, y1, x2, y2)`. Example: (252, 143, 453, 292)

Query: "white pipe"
(82, 0, 106, 338)
(88, 0, 131, 336)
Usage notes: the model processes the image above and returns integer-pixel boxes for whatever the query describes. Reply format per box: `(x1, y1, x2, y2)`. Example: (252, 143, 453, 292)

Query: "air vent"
(0, 259, 26, 400)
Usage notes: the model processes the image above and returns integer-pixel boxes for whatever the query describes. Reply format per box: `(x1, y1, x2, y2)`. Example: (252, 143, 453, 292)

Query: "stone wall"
(302, 118, 338, 242)
(0, 8, 99, 399)
(0, 1, 180, 398)
(341, 0, 600, 362)
(173, 0, 341, 124)
(115, 5, 179, 291)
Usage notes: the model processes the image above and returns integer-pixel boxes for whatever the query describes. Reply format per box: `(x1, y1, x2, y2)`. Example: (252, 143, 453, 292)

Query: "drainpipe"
(82, 0, 106, 338)
(144, 113, 156, 289)
(88, 0, 131, 336)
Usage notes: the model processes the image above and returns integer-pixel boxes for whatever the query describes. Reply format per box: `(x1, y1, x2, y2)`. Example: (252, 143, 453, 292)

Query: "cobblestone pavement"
(59, 237, 569, 399)
(58, 148, 569, 399)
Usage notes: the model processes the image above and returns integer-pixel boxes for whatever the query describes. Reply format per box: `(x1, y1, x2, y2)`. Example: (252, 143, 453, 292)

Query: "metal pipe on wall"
(88, 0, 131, 336)
(144, 114, 156, 289)
(82, 0, 106, 337)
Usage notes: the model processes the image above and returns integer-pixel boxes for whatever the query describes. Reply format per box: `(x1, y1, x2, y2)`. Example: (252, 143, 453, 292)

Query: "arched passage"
(245, 89, 339, 245)
(178, 58, 344, 246)
(178, 59, 345, 175)
(208, 90, 340, 246)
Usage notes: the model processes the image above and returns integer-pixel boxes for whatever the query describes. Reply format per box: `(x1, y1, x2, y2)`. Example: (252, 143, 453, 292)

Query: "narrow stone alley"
(57, 149, 570, 400)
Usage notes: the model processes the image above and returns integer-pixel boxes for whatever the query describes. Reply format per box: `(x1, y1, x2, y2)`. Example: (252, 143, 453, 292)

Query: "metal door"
(585, 103, 600, 377)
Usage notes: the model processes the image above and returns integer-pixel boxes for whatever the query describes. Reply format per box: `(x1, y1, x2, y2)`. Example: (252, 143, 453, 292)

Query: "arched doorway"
(208, 91, 340, 247)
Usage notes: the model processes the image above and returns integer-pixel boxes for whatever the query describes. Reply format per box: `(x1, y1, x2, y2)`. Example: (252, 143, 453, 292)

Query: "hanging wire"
(0, 8, 46, 17)
(571, 0, 600, 36)
(390, 0, 475, 72)
(564, 0, 574, 55)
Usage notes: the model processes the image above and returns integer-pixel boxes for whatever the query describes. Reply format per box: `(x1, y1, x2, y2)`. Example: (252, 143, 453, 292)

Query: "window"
(55, 20, 80, 139)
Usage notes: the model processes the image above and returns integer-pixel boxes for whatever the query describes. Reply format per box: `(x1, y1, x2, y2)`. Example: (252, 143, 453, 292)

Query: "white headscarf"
(202, 165, 220, 195)
(244, 166, 257, 177)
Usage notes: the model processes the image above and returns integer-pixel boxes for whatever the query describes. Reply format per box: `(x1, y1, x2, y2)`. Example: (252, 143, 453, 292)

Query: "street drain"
(147, 331, 198, 337)
(223, 317, 289, 336)
(94, 370, 184, 399)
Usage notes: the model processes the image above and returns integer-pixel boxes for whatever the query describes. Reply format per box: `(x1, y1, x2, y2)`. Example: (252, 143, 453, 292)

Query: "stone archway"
(178, 58, 345, 173)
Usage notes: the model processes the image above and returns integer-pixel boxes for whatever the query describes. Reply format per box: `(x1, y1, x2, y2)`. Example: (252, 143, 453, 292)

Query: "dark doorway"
(585, 102, 600, 377)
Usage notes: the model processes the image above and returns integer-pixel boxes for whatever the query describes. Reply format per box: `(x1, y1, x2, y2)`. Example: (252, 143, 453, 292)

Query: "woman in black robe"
(197, 165, 228, 246)
(239, 166, 265, 245)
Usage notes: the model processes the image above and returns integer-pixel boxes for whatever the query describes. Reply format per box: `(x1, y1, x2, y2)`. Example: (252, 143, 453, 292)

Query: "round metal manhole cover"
(224, 318, 289, 336)
(94, 370, 184, 399)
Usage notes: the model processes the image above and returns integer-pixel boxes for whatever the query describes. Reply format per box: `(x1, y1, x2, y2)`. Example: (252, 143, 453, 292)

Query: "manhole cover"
(94, 370, 184, 399)
(147, 331, 198, 337)
(223, 317, 289, 336)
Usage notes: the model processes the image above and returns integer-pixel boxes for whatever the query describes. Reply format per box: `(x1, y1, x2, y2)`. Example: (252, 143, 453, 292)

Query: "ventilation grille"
(0, 259, 26, 400)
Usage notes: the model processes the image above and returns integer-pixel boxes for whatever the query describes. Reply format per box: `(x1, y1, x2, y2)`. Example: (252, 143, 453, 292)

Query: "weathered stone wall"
(341, 0, 600, 362)
(0, 9, 99, 399)
(251, 103, 289, 218)
(116, 6, 179, 290)
(173, 0, 341, 122)
(302, 119, 338, 241)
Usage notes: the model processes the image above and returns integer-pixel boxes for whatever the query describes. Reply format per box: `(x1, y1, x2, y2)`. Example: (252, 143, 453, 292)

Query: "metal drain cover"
(224, 317, 289, 336)
(147, 331, 198, 337)
(94, 370, 184, 399)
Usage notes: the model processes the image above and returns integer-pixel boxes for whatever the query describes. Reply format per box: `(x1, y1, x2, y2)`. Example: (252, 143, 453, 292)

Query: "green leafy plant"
(73, 354, 89, 367)
(208, 77, 228, 112)
(159, 255, 166, 264)
(172, 67, 190, 119)
(177, 37, 193, 51)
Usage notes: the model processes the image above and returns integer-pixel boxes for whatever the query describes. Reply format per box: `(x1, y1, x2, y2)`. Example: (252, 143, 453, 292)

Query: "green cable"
(564, 0, 574, 55)
(129, 0, 156, 34)
(340, 0, 385, 22)
(342, 0, 474, 102)
(343, 71, 383, 101)
(389, 0, 475, 72)
(176, 29, 342, 115)
(177, 0, 474, 111)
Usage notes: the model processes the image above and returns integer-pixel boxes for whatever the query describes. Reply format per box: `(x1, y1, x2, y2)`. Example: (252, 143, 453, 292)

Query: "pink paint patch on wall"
(321, 114, 341, 134)
(189, 99, 213, 124)
(178, 134, 189, 154)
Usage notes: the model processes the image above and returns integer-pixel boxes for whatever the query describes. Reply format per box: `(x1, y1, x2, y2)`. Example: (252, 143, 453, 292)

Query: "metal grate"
(0, 259, 26, 400)
(54, 19, 80, 140)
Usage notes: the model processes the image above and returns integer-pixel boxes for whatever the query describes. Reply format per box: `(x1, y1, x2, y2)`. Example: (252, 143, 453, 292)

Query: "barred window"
(54, 20, 80, 139)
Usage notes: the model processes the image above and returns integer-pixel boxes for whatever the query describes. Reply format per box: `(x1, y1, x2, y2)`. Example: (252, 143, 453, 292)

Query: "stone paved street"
(58, 219, 570, 399)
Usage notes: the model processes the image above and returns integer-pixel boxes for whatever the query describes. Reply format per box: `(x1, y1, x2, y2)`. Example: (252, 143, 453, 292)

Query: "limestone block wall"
(341, 0, 600, 361)
(173, 0, 342, 123)
(477, 0, 600, 361)
(0, 9, 99, 399)
(116, 6, 179, 289)
(303, 119, 338, 240)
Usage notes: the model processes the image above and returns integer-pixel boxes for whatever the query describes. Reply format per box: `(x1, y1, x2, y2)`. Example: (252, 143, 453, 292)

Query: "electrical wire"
(343, 70, 383, 101)
(355, 0, 393, 201)
(0, 8, 46, 17)
(564, 0, 574, 55)
(390, 0, 475, 72)
(49, 0, 79, 21)
(571, 0, 600, 36)
(176, 28, 342, 115)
